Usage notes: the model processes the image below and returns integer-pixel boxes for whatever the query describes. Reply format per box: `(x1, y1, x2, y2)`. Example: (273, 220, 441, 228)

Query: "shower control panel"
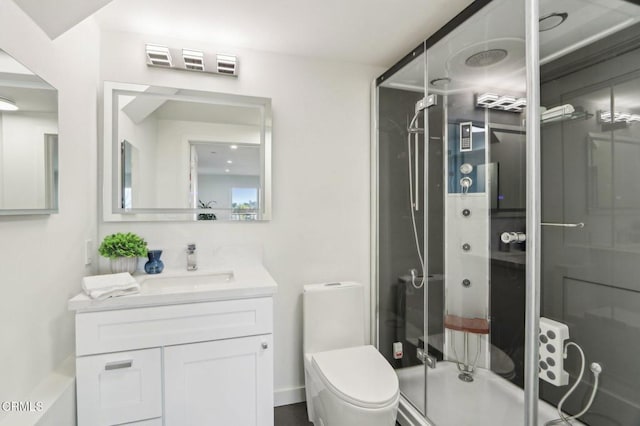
(448, 121, 485, 194)
(539, 317, 570, 386)
(460, 122, 473, 152)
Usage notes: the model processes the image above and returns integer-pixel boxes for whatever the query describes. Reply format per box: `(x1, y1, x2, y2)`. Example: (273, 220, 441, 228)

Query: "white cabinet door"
(164, 334, 273, 426)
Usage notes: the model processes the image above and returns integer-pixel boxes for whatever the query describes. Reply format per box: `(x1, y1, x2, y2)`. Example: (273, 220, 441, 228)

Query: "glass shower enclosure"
(373, 0, 640, 425)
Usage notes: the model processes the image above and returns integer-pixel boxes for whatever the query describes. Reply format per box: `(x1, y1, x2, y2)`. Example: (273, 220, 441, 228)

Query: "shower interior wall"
(377, 86, 445, 368)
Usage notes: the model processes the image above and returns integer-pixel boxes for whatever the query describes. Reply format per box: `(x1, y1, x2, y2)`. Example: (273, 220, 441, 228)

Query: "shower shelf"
(541, 111, 592, 126)
(444, 315, 489, 335)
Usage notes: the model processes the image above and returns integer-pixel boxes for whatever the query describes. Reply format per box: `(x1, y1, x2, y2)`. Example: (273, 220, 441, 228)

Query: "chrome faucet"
(186, 243, 197, 271)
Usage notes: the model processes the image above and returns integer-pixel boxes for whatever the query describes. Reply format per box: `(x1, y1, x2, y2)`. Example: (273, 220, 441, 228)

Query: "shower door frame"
(371, 0, 543, 424)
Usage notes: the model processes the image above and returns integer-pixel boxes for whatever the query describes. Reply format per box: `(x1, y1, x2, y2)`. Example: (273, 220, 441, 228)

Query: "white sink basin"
(137, 270, 234, 294)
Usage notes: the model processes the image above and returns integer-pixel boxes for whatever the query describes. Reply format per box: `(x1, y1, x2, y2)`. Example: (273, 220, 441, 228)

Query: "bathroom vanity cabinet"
(71, 286, 275, 426)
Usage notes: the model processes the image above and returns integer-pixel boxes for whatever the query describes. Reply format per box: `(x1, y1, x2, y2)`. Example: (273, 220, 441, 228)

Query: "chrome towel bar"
(541, 222, 584, 228)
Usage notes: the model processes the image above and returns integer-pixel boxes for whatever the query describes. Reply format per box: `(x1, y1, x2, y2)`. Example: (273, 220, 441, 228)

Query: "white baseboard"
(274, 386, 306, 407)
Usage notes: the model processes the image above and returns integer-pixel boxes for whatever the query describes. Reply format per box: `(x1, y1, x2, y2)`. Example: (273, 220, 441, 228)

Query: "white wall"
(0, 1, 98, 422)
(99, 30, 383, 403)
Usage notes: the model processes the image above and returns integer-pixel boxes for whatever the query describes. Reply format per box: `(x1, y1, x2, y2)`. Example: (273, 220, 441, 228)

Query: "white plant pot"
(110, 257, 138, 274)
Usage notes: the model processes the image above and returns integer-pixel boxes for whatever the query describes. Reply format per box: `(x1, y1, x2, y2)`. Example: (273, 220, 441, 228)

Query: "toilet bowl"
(303, 282, 399, 426)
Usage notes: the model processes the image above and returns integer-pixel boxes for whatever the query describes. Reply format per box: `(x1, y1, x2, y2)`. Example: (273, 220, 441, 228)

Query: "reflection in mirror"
(190, 142, 260, 221)
(488, 125, 526, 210)
(0, 49, 58, 214)
(104, 82, 271, 221)
(121, 140, 135, 209)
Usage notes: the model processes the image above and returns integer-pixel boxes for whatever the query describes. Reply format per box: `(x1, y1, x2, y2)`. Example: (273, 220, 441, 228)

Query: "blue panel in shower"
(448, 122, 486, 194)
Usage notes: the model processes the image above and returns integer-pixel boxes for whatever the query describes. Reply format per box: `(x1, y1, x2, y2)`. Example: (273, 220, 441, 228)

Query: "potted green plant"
(98, 232, 148, 274)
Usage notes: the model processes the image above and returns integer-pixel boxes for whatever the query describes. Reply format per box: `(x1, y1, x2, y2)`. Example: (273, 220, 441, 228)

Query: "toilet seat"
(310, 345, 399, 409)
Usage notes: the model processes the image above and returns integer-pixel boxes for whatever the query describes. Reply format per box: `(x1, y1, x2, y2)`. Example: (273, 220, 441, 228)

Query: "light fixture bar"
(476, 92, 526, 112)
(145, 44, 237, 77)
(599, 110, 640, 123)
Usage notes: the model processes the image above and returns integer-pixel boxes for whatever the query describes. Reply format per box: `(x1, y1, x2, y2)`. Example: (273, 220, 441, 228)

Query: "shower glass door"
(376, 47, 428, 414)
(423, 0, 530, 424)
(539, 1, 640, 425)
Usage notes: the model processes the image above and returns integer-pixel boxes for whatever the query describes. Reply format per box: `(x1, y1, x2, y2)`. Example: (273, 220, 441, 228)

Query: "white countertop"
(68, 264, 278, 312)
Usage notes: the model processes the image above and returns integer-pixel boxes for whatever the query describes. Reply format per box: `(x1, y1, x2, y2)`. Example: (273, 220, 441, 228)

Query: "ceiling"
(0, 50, 58, 113)
(195, 142, 259, 176)
(383, 0, 640, 96)
(13, 0, 474, 67)
(12, 0, 113, 39)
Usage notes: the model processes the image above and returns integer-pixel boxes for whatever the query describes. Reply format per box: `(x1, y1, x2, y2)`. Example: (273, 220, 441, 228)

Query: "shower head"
(465, 49, 508, 67)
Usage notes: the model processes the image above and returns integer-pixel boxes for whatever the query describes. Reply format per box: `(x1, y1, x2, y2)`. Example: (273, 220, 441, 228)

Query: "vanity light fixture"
(476, 92, 526, 112)
(145, 44, 237, 77)
(182, 49, 205, 71)
(145, 44, 173, 67)
(0, 96, 18, 111)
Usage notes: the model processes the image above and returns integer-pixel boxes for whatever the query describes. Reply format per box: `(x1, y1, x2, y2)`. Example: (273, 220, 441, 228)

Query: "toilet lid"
(311, 345, 399, 409)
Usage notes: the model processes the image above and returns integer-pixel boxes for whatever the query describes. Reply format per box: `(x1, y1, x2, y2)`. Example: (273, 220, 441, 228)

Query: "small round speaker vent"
(539, 12, 568, 32)
(465, 49, 508, 68)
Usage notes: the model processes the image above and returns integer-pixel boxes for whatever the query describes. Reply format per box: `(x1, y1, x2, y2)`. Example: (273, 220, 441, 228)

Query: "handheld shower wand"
(406, 94, 436, 289)
(544, 342, 603, 426)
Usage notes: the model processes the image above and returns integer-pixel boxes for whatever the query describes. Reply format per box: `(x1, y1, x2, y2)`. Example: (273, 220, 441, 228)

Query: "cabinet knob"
(261, 342, 268, 349)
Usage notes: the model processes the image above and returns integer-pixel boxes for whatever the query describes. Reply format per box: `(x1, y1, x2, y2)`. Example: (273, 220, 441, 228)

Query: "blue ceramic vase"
(144, 250, 164, 274)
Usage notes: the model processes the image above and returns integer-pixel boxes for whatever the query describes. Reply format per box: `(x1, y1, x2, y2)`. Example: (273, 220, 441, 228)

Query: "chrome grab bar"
(541, 222, 584, 228)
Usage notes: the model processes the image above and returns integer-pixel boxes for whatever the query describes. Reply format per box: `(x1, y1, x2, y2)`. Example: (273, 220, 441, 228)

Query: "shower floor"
(396, 362, 584, 426)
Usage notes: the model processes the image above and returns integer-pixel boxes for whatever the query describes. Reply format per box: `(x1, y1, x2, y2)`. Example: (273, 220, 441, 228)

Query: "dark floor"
(274, 402, 401, 425)
(274, 402, 312, 425)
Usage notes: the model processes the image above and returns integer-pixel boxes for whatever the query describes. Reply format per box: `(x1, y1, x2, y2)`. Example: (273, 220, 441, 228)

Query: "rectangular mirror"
(0, 49, 58, 215)
(103, 81, 271, 221)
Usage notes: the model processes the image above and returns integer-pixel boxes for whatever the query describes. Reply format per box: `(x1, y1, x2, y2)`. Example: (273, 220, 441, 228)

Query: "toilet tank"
(303, 282, 365, 354)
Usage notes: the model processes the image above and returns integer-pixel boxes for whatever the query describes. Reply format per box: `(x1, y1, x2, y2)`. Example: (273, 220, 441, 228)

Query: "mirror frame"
(102, 81, 272, 222)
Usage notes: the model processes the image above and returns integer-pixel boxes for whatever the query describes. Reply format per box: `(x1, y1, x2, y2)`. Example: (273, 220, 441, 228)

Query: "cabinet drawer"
(76, 348, 162, 426)
(76, 297, 273, 355)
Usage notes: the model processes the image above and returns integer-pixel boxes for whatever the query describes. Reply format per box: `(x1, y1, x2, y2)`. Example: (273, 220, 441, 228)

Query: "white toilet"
(303, 282, 399, 426)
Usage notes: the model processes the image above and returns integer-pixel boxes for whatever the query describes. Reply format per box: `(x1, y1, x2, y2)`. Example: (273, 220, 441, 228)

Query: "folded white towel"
(82, 273, 140, 300)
